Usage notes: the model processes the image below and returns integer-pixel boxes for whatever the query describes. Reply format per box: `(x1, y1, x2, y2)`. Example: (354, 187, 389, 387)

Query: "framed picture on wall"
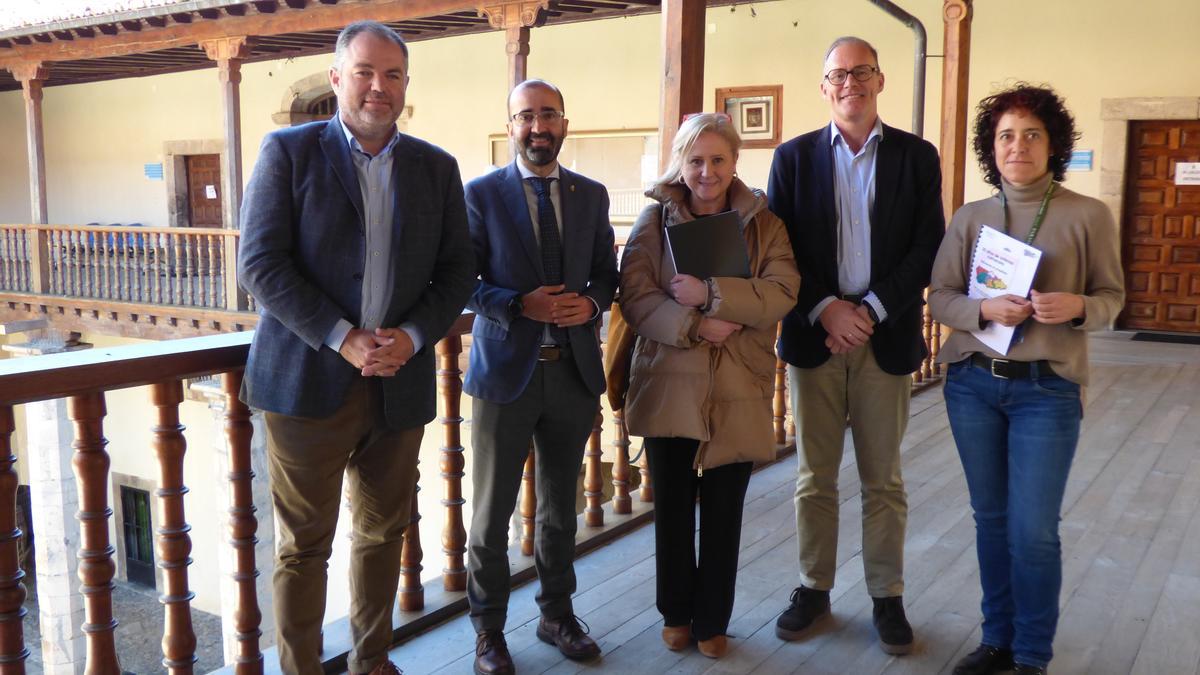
(715, 85, 783, 149)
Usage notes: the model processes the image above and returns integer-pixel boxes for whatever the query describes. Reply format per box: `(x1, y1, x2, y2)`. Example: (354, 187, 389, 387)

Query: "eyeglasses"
(823, 65, 879, 86)
(511, 110, 565, 126)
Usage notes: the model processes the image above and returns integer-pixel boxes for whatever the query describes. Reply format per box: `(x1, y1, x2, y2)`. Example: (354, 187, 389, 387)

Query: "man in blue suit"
(767, 37, 944, 654)
(238, 21, 474, 675)
(463, 79, 618, 675)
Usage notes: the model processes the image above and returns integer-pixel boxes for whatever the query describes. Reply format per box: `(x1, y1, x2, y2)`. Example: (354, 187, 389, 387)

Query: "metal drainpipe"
(864, 0, 927, 137)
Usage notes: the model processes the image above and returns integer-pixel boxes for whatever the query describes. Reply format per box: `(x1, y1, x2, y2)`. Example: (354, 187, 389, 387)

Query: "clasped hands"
(819, 299, 875, 354)
(520, 284, 594, 327)
(339, 327, 414, 377)
(980, 290, 1085, 327)
(669, 273, 742, 345)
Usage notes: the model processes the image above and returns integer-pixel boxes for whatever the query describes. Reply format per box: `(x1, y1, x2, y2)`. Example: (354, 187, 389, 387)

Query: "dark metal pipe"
(865, 0, 927, 137)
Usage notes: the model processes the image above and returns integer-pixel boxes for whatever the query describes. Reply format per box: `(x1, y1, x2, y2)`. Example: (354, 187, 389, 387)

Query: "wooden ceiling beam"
(0, 0, 478, 69)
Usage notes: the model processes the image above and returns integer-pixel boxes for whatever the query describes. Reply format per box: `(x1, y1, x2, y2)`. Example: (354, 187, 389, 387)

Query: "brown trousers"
(264, 378, 423, 675)
(789, 346, 910, 598)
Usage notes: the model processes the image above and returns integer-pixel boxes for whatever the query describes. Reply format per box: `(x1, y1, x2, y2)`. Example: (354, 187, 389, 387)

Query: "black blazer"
(238, 118, 476, 428)
(767, 123, 945, 375)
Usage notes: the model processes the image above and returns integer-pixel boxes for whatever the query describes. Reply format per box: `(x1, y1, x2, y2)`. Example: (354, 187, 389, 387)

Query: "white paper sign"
(968, 225, 1043, 355)
(1176, 162, 1200, 186)
(205, 184, 217, 199)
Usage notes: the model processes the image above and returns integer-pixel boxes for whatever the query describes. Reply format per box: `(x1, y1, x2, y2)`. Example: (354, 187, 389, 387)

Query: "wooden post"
(67, 392, 120, 675)
(435, 336, 467, 592)
(11, 62, 49, 225)
(478, 0, 546, 92)
(27, 228, 49, 295)
(201, 37, 252, 311)
(0, 405, 29, 673)
(940, 0, 973, 219)
(520, 448, 536, 556)
(658, 0, 707, 172)
(584, 408, 604, 527)
(151, 381, 197, 674)
(220, 371, 263, 675)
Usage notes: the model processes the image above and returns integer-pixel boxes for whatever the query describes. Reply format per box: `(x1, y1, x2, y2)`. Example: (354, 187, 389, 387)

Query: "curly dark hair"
(972, 84, 1079, 188)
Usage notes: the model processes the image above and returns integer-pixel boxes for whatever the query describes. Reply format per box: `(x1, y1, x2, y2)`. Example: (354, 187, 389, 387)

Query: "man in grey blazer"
(463, 79, 618, 675)
(238, 21, 474, 675)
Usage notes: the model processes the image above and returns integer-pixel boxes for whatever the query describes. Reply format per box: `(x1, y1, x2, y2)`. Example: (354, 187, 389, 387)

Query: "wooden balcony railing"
(0, 224, 253, 313)
(0, 315, 799, 673)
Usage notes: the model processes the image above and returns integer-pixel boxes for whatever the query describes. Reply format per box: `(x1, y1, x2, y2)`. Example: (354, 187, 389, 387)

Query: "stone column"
(4, 339, 92, 674)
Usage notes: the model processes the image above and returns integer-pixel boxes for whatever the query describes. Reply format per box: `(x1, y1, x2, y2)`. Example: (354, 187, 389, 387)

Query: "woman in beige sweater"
(928, 85, 1124, 675)
(620, 113, 799, 658)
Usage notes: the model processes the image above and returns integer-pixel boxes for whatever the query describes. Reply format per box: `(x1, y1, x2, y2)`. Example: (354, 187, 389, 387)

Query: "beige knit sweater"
(928, 173, 1125, 385)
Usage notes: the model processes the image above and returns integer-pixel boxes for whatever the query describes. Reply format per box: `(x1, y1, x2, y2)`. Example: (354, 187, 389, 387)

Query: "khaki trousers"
(789, 346, 910, 598)
(264, 378, 423, 675)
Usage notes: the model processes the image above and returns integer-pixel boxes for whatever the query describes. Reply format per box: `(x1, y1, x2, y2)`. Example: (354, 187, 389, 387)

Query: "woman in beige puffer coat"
(619, 113, 800, 658)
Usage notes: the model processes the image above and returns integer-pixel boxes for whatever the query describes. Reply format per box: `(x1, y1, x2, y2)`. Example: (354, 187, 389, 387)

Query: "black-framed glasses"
(823, 65, 879, 86)
(511, 110, 565, 126)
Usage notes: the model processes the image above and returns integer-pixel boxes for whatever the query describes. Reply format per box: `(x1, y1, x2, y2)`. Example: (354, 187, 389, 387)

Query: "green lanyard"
(999, 180, 1056, 245)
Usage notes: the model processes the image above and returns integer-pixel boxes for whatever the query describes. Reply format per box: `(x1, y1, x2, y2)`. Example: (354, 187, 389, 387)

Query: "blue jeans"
(943, 359, 1082, 669)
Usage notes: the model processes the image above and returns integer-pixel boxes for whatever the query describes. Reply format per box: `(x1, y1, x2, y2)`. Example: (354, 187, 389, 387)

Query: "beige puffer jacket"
(619, 178, 800, 472)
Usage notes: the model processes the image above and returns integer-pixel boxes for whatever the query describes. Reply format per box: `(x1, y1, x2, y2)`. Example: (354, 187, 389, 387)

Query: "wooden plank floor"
(383, 333, 1200, 675)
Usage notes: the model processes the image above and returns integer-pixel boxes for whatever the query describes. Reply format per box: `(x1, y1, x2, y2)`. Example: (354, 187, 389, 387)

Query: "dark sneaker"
(952, 644, 1015, 675)
(536, 614, 601, 661)
(474, 630, 515, 675)
(872, 596, 914, 655)
(775, 586, 831, 641)
(1013, 665, 1046, 675)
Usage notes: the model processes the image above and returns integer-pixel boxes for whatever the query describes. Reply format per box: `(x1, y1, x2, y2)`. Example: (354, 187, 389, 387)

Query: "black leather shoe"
(952, 644, 1015, 675)
(1013, 665, 1046, 675)
(872, 596, 914, 655)
(775, 586, 831, 640)
(474, 630, 515, 675)
(537, 615, 601, 661)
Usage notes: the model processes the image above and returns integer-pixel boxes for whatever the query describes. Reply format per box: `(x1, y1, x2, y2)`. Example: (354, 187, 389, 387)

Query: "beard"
(517, 132, 561, 166)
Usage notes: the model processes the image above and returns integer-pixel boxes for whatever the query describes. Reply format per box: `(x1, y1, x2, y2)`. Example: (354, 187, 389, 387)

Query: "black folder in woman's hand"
(666, 210, 751, 279)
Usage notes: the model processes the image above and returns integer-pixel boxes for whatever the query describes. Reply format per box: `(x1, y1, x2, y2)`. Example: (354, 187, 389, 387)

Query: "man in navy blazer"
(767, 37, 944, 654)
(238, 22, 474, 675)
(463, 79, 617, 675)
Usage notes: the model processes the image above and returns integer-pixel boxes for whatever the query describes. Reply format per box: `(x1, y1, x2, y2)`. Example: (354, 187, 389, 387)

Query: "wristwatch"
(507, 295, 524, 321)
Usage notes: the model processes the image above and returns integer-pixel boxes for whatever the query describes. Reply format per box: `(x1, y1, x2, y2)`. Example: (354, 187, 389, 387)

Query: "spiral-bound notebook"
(968, 224, 1042, 354)
(665, 210, 751, 279)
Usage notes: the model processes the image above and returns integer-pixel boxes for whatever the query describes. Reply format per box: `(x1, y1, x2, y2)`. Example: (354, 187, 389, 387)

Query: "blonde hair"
(654, 113, 742, 189)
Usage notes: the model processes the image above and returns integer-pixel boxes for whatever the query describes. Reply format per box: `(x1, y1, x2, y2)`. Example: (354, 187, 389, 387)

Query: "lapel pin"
(569, 184, 575, 192)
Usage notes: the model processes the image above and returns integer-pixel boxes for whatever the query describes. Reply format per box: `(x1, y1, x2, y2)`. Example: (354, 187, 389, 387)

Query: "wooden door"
(1121, 120, 1200, 332)
(185, 153, 223, 227)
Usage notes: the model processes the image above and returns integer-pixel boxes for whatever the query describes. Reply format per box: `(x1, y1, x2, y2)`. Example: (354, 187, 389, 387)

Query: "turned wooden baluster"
(67, 392, 120, 673)
(435, 336, 467, 592)
(184, 236, 195, 306)
(932, 319, 944, 377)
(774, 354, 788, 446)
(54, 229, 66, 295)
(0, 406, 29, 673)
(207, 235, 218, 308)
(398, 488, 423, 611)
(220, 371, 263, 674)
(520, 448, 535, 556)
(584, 408, 604, 527)
(610, 409, 631, 515)
(638, 453, 652, 503)
(150, 381, 197, 673)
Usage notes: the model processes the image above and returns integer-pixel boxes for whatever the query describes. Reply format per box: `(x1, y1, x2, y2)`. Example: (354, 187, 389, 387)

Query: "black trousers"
(645, 437, 753, 640)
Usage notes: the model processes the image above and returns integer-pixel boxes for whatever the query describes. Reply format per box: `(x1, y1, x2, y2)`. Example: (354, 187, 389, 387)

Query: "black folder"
(666, 210, 751, 279)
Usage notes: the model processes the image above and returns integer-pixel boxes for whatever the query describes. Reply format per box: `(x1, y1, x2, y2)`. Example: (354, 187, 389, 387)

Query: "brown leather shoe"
(697, 634, 728, 659)
(353, 660, 402, 675)
(474, 630, 515, 675)
(661, 625, 690, 651)
(536, 615, 601, 661)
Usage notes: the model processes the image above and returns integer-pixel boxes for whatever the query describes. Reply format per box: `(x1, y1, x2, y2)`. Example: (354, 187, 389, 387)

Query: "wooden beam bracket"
(477, 0, 549, 30)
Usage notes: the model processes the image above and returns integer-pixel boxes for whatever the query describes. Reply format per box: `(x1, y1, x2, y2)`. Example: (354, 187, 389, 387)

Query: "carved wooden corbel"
(9, 61, 48, 83)
(476, 0, 549, 30)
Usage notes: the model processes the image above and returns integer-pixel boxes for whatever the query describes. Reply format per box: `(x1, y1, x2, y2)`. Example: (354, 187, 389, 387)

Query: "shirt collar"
(516, 159, 561, 181)
(829, 117, 884, 148)
(337, 112, 400, 158)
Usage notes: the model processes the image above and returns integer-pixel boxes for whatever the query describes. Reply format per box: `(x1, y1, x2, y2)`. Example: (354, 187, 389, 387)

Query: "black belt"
(538, 344, 571, 362)
(970, 353, 1055, 380)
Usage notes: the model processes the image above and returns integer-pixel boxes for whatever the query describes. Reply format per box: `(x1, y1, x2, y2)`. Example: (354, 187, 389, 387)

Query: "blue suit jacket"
(768, 123, 945, 375)
(463, 162, 619, 404)
(238, 118, 476, 428)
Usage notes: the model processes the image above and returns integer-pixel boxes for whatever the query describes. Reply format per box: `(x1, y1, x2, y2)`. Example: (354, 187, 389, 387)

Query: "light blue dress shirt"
(808, 118, 890, 326)
(323, 114, 424, 355)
